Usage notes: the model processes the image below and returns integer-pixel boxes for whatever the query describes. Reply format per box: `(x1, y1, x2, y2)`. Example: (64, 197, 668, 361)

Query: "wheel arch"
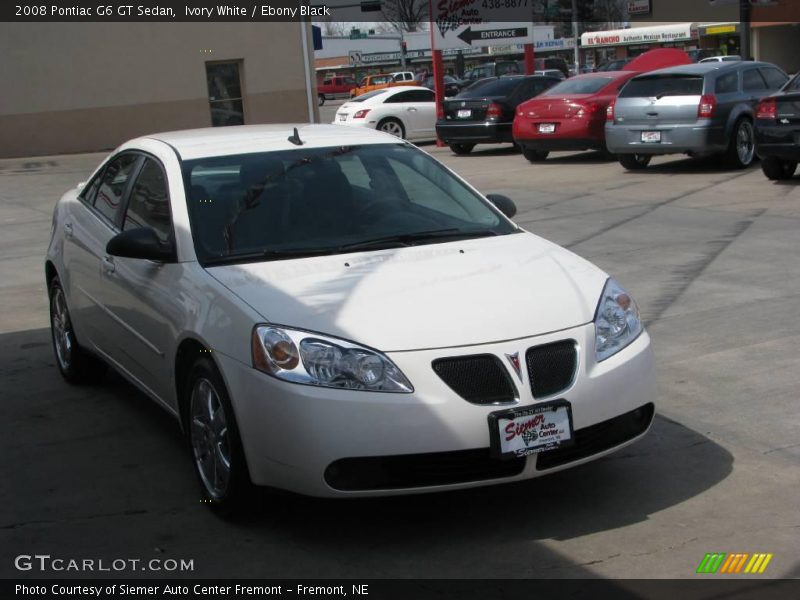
(45, 260, 58, 287)
(725, 104, 754, 139)
(174, 336, 218, 433)
(376, 115, 407, 138)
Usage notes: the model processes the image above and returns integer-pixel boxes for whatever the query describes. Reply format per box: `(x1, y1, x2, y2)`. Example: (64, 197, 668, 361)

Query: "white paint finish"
(208, 232, 608, 352)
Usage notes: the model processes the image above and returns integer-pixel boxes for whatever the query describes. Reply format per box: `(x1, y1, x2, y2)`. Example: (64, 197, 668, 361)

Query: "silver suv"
(606, 62, 788, 170)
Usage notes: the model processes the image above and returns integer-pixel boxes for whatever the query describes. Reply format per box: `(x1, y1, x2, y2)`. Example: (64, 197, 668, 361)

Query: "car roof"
(133, 124, 404, 160)
(636, 61, 775, 77)
(569, 71, 632, 80)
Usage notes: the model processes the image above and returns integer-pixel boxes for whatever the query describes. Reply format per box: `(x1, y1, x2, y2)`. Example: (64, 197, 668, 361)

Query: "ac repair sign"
(432, 0, 531, 50)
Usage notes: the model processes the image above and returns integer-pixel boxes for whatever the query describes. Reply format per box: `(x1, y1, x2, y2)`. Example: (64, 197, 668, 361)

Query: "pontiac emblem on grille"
(505, 353, 523, 382)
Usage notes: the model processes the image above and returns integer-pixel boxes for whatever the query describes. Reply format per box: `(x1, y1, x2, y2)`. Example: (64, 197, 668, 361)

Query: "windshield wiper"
(204, 247, 336, 265)
(337, 228, 499, 252)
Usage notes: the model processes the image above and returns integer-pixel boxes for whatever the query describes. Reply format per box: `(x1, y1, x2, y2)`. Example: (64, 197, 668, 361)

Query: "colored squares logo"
(697, 553, 773, 574)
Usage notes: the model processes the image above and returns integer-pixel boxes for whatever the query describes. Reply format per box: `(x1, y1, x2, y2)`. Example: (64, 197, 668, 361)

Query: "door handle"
(63, 222, 73, 238)
(407, 107, 418, 112)
(101, 255, 115, 275)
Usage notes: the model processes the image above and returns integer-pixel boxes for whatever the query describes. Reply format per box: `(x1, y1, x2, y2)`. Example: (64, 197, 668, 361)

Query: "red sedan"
(513, 49, 691, 162)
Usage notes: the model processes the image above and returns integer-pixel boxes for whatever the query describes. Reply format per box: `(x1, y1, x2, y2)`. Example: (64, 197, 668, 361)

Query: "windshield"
(542, 77, 615, 95)
(182, 144, 517, 265)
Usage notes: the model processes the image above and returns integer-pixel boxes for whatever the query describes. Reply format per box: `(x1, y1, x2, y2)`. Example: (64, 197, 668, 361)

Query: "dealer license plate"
(641, 131, 661, 143)
(538, 123, 556, 134)
(338, 113, 347, 121)
(457, 109, 472, 118)
(488, 399, 574, 460)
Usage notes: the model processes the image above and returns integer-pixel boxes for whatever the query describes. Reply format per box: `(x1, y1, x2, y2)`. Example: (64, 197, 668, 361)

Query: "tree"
(381, 0, 429, 33)
(317, 18, 352, 36)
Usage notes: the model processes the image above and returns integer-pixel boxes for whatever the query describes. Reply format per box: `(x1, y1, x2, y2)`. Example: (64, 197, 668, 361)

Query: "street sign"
(433, 21, 533, 50)
(359, 50, 426, 64)
(348, 50, 362, 66)
(456, 26, 528, 46)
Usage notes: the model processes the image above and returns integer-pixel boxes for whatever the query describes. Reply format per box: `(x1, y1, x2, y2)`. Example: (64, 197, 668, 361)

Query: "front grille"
(526, 340, 577, 398)
(536, 403, 655, 471)
(325, 448, 526, 491)
(433, 354, 517, 405)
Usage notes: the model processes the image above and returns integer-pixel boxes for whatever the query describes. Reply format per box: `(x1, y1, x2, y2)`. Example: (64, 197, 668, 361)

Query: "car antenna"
(288, 127, 304, 146)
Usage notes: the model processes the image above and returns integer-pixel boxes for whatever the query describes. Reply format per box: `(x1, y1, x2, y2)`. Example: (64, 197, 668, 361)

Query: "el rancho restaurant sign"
(581, 23, 697, 47)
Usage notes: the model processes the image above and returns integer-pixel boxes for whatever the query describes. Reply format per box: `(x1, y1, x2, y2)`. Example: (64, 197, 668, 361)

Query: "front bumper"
(605, 121, 727, 155)
(436, 121, 514, 144)
(217, 323, 656, 497)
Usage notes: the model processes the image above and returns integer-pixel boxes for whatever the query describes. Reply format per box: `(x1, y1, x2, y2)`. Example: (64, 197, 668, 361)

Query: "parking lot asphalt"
(1, 138, 799, 580)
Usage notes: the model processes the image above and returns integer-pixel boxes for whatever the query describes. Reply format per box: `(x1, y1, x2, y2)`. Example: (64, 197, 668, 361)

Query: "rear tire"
(186, 355, 257, 518)
(725, 118, 755, 169)
(449, 143, 475, 155)
(377, 118, 405, 139)
(523, 148, 549, 162)
(761, 157, 797, 180)
(618, 154, 652, 170)
(48, 276, 107, 384)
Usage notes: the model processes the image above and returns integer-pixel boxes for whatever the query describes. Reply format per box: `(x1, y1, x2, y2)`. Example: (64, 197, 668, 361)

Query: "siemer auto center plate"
(488, 399, 574, 460)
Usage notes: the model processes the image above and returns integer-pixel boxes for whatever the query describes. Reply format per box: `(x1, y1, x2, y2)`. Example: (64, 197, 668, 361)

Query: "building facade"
(0, 22, 318, 158)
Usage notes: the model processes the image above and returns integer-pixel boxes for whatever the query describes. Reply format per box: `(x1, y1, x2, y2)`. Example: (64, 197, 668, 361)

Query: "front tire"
(377, 118, 405, 139)
(318, 94, 325, 106)
(187, 355, 256, 518)
(761, 156, 797, 180)
(523, 148, 549, 162)
(618, 153, 652, 170)
(48, 276, 107, 384)
(725, 118, 755, 168)
(449, 143, 475, 155)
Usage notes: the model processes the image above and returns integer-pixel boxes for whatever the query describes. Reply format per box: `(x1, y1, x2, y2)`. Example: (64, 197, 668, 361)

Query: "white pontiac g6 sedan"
(46, 124, 656, 515)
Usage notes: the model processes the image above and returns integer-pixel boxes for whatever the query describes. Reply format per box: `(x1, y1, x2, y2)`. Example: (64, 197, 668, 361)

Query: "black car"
(422, 75, 462, 97)
(436, 75, 560, 154)
(755, 72, 800, 180)
(463, 61, 521, 83)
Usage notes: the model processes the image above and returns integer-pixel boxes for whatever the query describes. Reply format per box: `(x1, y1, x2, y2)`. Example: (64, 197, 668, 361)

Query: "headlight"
(594, 279, 643, 362)
(251, 325, 413, 393)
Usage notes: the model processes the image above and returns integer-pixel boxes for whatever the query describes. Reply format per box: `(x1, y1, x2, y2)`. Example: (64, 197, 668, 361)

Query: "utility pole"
(571, 0, 580, 72)
(740, 0, 751, 60)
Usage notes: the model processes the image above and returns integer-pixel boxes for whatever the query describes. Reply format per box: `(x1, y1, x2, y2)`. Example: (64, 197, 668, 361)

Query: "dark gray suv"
(606, 62, 789, 170)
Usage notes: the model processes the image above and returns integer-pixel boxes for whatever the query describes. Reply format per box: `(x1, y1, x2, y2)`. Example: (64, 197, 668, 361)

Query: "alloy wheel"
(190, 378, 231, 499)
(379, 120, 404, 138)
(51, 286, 73, 371)
(736, 120, 755, 166)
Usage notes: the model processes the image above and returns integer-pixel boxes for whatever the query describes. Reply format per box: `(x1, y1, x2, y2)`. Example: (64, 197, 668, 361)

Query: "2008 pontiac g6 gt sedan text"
(46, 124, 656, 515)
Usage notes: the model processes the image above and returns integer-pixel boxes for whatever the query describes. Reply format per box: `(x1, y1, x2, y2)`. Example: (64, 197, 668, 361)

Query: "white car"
(333, 86, 436, 141)
(46, 124, 656, 515)
(699, 55, 742, 63)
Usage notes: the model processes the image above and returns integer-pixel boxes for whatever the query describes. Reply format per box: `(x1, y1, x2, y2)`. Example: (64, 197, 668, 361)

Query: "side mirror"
(486, 194, 517, 219)
(106, 227, 174, 262)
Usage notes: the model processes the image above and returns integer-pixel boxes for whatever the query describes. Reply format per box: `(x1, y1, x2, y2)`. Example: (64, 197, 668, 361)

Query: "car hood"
(206, 232, 608, 352)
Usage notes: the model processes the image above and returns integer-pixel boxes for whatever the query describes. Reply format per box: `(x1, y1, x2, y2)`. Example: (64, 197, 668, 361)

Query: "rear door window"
(94, 153, 140, 225)
(619, 75, 704, 98)
(715, 72, 739, 94)
(743, 69, 768, 92)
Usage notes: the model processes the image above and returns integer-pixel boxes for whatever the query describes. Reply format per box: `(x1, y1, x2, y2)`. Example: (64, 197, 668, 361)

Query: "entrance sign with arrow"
(456, 26, 529, 46)
(433, 21, 534, 50)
